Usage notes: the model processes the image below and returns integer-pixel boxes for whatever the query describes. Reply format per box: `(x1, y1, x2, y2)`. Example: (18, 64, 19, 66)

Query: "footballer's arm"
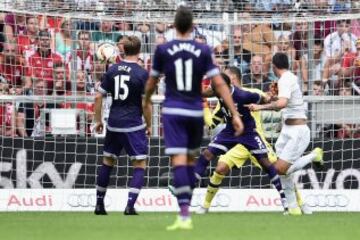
(143, 76, 159, 136)
(247, 97, 288, 112)
(94, 92, 104, 134)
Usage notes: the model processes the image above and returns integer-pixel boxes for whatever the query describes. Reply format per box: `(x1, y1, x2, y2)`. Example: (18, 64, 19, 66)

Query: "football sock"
(173, 166, 192, 219)
(286, 152, 316, 175)
(280, 174, 297, 209)
(267, 165, 288, 210)
(204, 171, 224, 209)
(194, 154, 210, 178)
(294, 186, 304, 206)
(96, 164, 113, 205)
(187, 165, 196, 190)
(127, 168, 145, 208)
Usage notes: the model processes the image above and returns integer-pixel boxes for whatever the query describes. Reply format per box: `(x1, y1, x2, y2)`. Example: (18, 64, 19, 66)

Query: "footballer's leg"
(197, 144, 249, 214)
(95, 130, 121, 215)
(95, 156, 115, 215)
(164, 115, 203, 230)
(123, 129, 148, 215)
(244, 133, 289, 212)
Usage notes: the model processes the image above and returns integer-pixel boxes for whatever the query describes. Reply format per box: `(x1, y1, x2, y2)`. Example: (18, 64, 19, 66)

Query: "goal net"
(0, 0, 360, 211)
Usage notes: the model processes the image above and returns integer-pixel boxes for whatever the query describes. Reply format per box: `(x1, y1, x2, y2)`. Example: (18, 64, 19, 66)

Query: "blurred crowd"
(0, 1, 359, 138)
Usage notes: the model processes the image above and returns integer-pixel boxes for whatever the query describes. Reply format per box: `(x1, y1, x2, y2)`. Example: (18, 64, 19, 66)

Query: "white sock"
(286, 152, 316, 175)
(280, 174, 297, 209)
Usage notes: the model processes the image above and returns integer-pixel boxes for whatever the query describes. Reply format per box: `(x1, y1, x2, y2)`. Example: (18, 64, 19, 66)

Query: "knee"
(132, 159, 146, 169)
(203, 149, 215, 161)
(103, 157, 115, 166)
(273, 161, 288, 175)
(215, 163, 230, 176)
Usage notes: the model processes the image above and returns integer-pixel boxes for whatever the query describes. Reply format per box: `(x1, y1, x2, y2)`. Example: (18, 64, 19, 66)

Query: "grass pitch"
(0, 212, 359, 240)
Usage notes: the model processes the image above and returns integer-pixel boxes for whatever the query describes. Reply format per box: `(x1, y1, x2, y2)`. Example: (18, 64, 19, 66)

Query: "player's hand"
(245, 103, 261, 111)
(145, 126, 152, 137)
(94, 122, 104, 134)
(232, 114, 244, 136)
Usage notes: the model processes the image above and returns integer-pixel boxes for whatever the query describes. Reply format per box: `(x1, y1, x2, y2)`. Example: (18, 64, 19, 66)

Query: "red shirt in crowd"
(0, 63, 24, 87)
(65, 49, 94, 71)
(25, 49, 64, 90)
(342, 52, 360, 82)
(17, 35, 37, 57)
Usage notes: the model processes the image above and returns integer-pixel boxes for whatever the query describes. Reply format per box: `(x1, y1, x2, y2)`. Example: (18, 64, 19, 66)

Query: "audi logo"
(305, 194, 349, 208)
(191, 193, 231, 207)
(67, 194, 112, 208)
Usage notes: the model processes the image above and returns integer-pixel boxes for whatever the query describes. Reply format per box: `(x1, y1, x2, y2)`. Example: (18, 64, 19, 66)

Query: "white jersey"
(277, 71, 307, 120)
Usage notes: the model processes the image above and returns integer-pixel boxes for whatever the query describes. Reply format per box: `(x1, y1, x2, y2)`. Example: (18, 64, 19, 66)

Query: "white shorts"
(275, 124, 310, 163)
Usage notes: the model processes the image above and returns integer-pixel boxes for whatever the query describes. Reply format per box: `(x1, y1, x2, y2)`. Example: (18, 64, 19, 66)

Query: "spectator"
(92, 20, 122, 44)
(274, 34, 297, 72)
(0, 41, 24, 94)
(242, 55, 272, 92)
(240, 12, 275, 70)
(340, 38, 360, 86)
(66, 30, 94, 72)
(322, 19, 357, 91)
(3, 13, 27, 41)
(54, 18, 72, 57)
(62, 70, 94, 135)
(301, 40, 326, 92)
(17, 78, 59, 137)
(312, 80, 325, 96)
(25, 30, 64, 93)
(0, 80, 16, 136)
(53, 62, 71, 96)
(324, 19, 357, 59)
(233, 27, 251, 74)
(17, 15, 39, 63)
(290, 20, 309, 61)
(351, 19, 360, 38)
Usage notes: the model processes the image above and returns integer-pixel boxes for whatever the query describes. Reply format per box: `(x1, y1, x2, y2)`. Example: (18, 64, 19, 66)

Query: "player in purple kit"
(94, 36, 149, 215)
(143, 6, 243, 230)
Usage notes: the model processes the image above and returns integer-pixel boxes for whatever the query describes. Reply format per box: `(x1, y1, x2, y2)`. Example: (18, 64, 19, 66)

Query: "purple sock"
(96, 164, 113, 205)
(173, 166, 192, 218)
(267, 165, 288, 209)
(194, 154, 210, 178)
(127, 168, 145, 208)
(187, 165, 196, 190)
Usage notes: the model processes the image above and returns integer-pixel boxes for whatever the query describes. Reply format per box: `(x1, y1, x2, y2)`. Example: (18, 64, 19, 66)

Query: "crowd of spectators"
(0, 1, 359, 138)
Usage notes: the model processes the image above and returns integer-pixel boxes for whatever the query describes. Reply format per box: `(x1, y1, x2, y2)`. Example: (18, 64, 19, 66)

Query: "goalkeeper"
(196, 70, 311, 215)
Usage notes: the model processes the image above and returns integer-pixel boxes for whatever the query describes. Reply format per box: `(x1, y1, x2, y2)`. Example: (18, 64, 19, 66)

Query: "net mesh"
(0, 0, 359, 193)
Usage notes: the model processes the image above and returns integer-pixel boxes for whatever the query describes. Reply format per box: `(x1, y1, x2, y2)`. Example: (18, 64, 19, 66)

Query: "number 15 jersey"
(98, 60, 149, 132)
(151, 39, 219, 115)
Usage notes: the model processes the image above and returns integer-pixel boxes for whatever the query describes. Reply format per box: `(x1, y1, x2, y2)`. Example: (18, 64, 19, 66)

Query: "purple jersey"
(220, 86, 261, 133)
(98, 60, 148, 132)
(151, 39, 219, 114)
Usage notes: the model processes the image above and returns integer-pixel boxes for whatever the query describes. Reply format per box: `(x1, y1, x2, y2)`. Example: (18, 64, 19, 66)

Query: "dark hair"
(225, 66, 242, 81)
(38, 30, 51, 38)
(53, 62, 64, 69)
(314, 39, 323, 47)
(336, 19, 351, 25)
(174, 6, 193, 34)
(272, 52, 289, 70)
(123, 36, 141, 56)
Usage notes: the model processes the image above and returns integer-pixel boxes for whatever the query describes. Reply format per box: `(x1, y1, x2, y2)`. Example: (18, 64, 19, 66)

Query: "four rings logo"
(305, 194, 350, 208)
(67, 194, 112, 208)
(191, 193, 231, 208)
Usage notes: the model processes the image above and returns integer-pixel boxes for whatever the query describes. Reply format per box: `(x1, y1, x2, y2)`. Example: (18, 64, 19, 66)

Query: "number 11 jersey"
(151, 39, 219, 115)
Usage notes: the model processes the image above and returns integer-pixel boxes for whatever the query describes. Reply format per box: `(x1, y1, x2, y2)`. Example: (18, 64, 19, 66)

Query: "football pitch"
(0, 212, 359, 240)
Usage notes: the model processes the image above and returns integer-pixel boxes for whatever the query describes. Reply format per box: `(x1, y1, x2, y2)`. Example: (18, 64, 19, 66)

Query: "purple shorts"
(208, 128, 268, 160)
(162, 114, 204, 155)
(103, 129, 148, 160)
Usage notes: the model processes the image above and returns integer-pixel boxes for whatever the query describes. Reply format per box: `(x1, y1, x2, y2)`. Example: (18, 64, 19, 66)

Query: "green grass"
(0, 212, 359, 240)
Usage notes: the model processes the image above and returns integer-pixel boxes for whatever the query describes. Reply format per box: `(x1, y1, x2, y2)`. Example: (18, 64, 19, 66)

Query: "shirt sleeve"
(242, 90, 261, 104)
(278, 78, 292, 99)
(204, 46, 220, 78)
(150, 46, 163, 78)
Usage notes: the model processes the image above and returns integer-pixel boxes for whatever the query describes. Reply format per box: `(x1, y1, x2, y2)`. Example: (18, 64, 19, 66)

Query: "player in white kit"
(247, 52, 324, 215)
